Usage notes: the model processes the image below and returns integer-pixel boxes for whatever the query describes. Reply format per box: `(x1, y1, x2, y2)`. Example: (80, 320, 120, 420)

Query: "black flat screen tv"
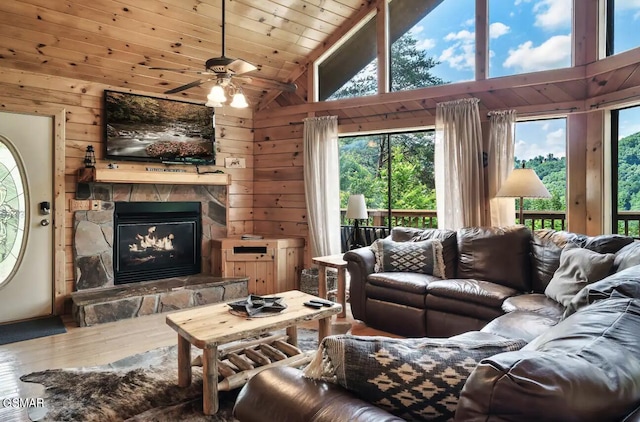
(104, 90, 215, 164)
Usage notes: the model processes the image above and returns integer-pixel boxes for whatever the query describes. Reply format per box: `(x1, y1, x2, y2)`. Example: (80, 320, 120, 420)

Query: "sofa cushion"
(614, 241, 640, 272)
(501, 293, 564, 319)
(455, 298, 640, 422)
(481, 310, 559, 343)
(304, 335, 526, 422)
(390, 227, 458, 279)
(530, 229, 587, 292)
(427, 278, 519, 309)
(368, 272, 438, 295)
(563, 264, 640, 319)
(544, 246, 615, 307)
(457, 226, 532, 291)
(583, 233, 634, 254)
(371, 238, 446, 277)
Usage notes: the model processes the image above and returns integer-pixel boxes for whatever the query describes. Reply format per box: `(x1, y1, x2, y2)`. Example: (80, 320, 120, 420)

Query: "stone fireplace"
(73, 183, 227, 291)
(71, 182, 248, 327)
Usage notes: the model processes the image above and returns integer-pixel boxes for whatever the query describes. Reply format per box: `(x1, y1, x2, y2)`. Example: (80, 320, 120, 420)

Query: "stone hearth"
(71, 275, 248, 326)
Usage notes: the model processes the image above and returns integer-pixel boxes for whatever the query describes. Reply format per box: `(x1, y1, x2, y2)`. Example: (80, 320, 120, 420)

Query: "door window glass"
(0, 136, 27, 287)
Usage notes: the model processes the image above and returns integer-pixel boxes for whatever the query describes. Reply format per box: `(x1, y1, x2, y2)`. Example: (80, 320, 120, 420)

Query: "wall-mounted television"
(104, 90, 215, 164)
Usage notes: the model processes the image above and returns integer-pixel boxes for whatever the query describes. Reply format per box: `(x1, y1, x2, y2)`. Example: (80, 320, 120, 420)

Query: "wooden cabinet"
(211, 237, 305, 295)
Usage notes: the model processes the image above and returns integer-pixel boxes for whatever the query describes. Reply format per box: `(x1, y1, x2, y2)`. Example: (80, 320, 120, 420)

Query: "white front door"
(0, 112, 53, 324)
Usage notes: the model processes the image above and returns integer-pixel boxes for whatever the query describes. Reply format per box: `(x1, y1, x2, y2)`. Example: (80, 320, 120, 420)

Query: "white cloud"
(439, 29, 475, 70)
(444, 30, 475, 42)
(503, 35, 571, 72)
(490, 22, 510, 39)
(464, 18, 474, 27)
(416, 38, 437, 50)
(514, 0, 531, 5)
(410, 25, 424, 36)
(515, 128, 566, 160)
(533, 0, 572, 31)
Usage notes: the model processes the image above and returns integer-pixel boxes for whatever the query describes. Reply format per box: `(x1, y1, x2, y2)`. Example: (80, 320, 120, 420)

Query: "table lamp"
(345, 194, 368, 249)
(495, 162, 551, 224)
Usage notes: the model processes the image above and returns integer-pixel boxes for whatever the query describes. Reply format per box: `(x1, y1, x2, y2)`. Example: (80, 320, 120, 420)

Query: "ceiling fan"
(150, 0, 297, 106)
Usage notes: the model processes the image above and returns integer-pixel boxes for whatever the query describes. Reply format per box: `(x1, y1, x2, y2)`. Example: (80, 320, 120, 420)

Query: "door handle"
(40, 219, 50, 226)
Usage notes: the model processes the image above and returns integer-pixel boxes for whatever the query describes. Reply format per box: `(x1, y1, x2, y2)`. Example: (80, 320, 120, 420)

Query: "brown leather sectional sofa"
(233, 226, 640, 421)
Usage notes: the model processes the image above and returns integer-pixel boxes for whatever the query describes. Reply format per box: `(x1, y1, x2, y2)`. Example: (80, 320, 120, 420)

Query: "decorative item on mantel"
(84, 146, 96, 168)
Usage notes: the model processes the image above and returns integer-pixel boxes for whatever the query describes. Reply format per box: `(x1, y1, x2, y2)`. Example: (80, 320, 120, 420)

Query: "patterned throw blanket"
(304, 335, 526, 421)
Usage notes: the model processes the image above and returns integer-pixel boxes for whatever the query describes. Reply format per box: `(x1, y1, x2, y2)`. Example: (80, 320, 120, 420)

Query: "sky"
(401, 0, 640, 160)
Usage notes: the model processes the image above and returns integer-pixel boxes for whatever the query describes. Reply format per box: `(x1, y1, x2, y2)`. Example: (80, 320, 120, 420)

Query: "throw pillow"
(370, 238, 446, 277)
(304, 335, 526, 422)
(544, 245, 615, 307)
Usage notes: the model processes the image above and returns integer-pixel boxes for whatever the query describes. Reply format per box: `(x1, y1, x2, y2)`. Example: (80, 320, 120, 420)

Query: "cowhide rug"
(20, 329, 320, 422)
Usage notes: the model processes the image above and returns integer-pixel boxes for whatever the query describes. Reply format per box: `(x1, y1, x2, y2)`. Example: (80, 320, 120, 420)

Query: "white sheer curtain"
(435, 98, 485, 230)
(303, 115, 341, 258)
(487, 110, 517, 226)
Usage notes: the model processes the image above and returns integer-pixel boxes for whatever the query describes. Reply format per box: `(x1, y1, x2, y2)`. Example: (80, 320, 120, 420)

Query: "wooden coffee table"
(165, 290, 342, 415)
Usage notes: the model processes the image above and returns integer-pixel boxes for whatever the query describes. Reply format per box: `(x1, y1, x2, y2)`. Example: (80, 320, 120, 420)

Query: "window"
(319, 15, 377, 101)
(612, 104, 640, 236)
(339, 130, 436, 250)
(489, 0, 572, 78)
(514, 118, 567, 228)
(0, 136, 27, 287)
(389, 0, 475, 90)
(606, 0, 640, 56)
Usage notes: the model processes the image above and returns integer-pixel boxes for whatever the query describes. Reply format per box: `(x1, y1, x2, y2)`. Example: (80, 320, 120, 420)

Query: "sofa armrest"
(233, 367, 403, 422)
(343, 247, 375, 321)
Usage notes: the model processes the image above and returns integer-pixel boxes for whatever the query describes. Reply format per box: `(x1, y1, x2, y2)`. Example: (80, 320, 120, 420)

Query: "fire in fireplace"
(113, 202, 201, 284)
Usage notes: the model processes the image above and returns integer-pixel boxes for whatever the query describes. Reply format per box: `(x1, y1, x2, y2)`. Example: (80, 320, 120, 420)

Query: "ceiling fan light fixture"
(230, 91, 249, 108)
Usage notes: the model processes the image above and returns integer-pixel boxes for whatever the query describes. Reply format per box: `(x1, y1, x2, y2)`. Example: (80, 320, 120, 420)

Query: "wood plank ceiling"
(0, 0, 369, 108)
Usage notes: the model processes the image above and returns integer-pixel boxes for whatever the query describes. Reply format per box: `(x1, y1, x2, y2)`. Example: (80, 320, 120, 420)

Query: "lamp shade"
(495, 168, 551, 199)
(345, 194, 368, 219)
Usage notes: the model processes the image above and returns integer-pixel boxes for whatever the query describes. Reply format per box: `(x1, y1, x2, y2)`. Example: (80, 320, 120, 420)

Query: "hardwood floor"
(0, 303, 389, 421)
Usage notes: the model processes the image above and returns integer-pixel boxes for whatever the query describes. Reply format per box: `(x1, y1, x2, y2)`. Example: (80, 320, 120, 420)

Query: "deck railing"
(340, 209, 640, 251)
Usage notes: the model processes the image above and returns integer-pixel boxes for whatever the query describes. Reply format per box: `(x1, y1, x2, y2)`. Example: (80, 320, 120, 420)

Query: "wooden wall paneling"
(619, 65, 640, 91)
(589, 66, 638, 97)
(566, 113, 588, 233)
(253, 194, 306, 209)
(585, 109, 605, 235)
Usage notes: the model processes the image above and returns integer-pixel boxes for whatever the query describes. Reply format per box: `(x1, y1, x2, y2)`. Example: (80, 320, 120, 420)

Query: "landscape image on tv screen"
(104, 90, 215, 164)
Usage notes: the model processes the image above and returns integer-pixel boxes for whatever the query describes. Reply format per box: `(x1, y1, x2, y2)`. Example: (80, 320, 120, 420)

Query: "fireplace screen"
(114, 202, 201, 284)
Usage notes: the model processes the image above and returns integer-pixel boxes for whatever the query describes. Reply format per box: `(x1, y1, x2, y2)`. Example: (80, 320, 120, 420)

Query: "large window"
(319, 15, 377, 101)
(606, 0, 640, 56)
(612, 104, 640, 236)
(514, 118, 567, 228)
(489, 0, 572, 78)
(389, 0, 474, 91)
(339, 130, 436, 248)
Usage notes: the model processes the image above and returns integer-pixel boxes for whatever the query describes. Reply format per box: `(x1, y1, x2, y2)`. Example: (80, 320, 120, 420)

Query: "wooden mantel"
(77, 167, 231, 186)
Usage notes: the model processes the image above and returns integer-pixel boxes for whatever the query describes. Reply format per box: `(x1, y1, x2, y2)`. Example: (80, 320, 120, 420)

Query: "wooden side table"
(312, 254, 347, 318)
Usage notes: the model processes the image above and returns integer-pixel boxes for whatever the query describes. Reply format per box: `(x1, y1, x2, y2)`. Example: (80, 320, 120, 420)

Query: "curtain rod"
(284, 104, 586, 126)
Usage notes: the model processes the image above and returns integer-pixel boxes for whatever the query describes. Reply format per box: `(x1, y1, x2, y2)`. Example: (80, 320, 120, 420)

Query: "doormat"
(0, 316, 67, 345)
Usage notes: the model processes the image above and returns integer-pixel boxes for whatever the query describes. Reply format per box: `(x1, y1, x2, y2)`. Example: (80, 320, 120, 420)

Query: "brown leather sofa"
(345, 226, 632, 338)
(233, 227, 640, 421)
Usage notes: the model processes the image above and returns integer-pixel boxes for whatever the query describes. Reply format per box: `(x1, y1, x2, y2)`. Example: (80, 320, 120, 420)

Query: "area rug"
(20, 329, 320, 422)
(0, 316, 66, 345)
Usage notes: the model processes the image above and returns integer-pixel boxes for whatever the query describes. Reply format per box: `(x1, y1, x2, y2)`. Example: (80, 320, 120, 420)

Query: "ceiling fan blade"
(227, 58, 257, 75)
(234, 75, 297, 93)
(164, 79, 205, 94)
